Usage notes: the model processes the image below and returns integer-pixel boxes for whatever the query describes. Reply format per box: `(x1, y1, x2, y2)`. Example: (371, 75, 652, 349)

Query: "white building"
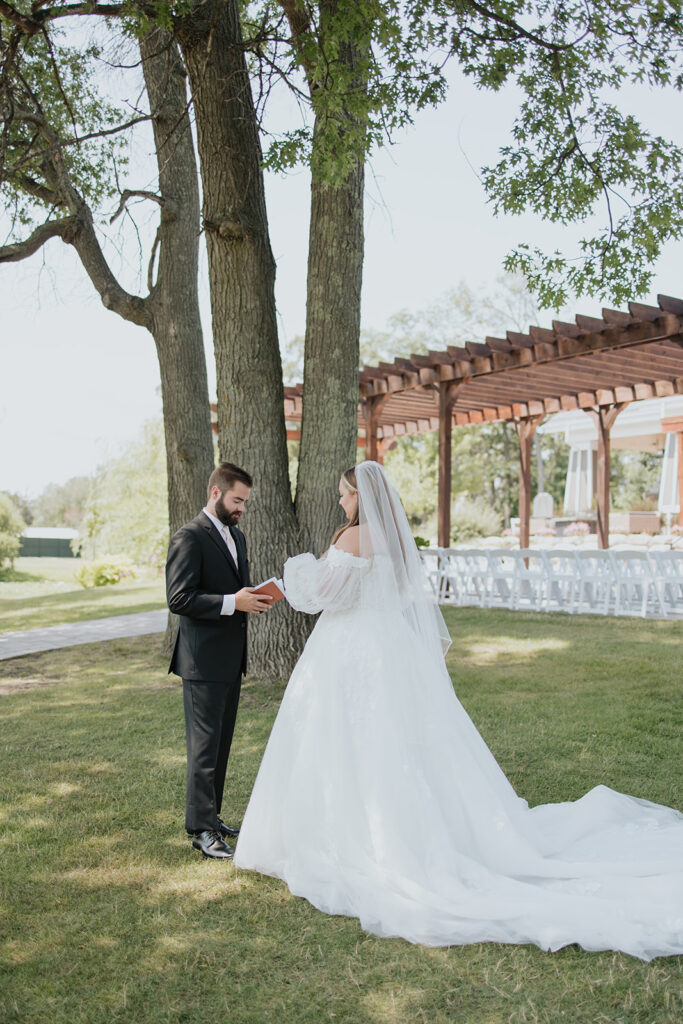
(538, 396, 683, 519)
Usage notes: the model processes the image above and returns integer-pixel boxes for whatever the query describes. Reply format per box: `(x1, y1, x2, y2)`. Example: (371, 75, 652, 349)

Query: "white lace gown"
(234, 546, 683, 960)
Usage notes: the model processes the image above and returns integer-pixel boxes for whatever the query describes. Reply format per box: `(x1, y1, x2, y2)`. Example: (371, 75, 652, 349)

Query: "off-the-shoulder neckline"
(329, 544, 370, 564)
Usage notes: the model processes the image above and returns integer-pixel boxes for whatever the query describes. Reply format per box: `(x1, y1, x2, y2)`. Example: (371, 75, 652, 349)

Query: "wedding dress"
(234, 463, 683, 960)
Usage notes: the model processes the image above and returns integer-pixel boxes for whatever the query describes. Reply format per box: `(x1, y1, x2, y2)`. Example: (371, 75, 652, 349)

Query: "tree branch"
(110, 188, 164, 223)
(63, 112, 153, 147)
(0, 215, 75, 261)
(276, 0, 316, 93)
(68, 200, 152, 326)
(0, 2, 132, 30)
(0, 0, 42, 35)
(41, 2, 127, 18)
(41, 25, 79, 141)
(464, 1, 591, 53)
(15, 171, 62, 205)
(147, 221, 161, 292)
(5, 109, 153, 176)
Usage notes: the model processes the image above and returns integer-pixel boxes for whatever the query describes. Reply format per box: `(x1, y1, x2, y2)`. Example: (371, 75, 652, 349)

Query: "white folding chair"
(485, 549, 517, 608)
(420, 548, 445, 600)
(574, 551, 613, 615)
(540, 550, 580, 613)
(438, 549, 468, 605)
(459, 549, 491, 607)
(513, 550, 545, 611)
(608, 551, 664, 618)
(648, 550, 683, 618)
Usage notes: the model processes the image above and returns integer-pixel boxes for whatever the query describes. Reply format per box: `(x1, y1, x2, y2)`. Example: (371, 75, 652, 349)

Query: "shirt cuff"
(221, 594, 236, 616)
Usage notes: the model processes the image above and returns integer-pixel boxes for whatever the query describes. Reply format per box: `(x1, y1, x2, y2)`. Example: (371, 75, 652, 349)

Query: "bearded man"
(166, 462, 272, 859)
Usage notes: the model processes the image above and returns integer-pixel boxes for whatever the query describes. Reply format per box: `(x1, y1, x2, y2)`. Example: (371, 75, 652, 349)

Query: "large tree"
(5, 1, 683, 678)
(164, 0, 449, 674)
(0, 12, 214, 564)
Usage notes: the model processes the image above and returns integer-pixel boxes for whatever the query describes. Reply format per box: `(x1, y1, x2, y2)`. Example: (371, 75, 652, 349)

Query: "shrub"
(75, 556, 136, 588)
(0, 532, 21, 570)
(413, 535, 430, 549)
(0, 493, 25, 569)
(450, 498, 502, 543)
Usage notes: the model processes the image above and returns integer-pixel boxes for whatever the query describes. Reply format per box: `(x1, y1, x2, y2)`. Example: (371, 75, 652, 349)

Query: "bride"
(234, 461, 683, 960)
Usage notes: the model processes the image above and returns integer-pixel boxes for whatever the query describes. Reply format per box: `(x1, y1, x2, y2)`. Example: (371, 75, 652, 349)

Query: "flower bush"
(75, 556, 136, 588)
(563, 521, 591, 537)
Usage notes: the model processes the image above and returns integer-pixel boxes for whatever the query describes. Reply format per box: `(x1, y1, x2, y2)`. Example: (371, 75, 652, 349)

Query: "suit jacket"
(166, 513, 251, 682)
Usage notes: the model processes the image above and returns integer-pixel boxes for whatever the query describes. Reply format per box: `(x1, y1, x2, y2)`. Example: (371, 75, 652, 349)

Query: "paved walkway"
(0, 610, 168, 660)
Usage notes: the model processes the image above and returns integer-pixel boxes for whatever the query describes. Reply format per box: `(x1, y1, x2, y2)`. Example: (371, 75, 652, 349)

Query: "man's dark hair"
(207, 462, 253, 498)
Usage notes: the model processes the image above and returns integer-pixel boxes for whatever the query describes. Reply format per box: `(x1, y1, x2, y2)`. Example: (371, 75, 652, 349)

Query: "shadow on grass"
(0, 582, 166, 633)
(0, 566, 47, 583)
(0, 626, 681, 1024)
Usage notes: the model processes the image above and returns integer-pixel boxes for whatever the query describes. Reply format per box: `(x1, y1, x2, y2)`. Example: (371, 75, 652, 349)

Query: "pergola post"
(515, 415, 545, 549)
(588, 404, 627, 549)
(438, 380, 468, 547)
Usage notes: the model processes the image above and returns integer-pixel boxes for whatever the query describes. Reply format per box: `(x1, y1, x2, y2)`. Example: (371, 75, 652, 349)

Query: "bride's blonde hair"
(332, 467, 359, 545)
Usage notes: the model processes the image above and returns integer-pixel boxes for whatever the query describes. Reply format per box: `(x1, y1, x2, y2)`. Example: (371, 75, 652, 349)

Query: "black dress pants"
(182, 676, 242, 834)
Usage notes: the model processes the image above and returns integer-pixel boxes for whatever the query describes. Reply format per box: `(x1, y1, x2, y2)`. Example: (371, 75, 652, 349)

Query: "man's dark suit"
(166, 512, 250, 834)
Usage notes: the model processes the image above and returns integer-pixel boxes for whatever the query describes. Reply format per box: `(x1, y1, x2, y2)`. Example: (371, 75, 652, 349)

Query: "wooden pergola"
(206, 297, 683, 546)
(278, 295, 683, 548)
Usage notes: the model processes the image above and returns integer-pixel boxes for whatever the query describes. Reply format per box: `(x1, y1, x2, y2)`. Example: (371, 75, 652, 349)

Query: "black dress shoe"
(191, 829, 234, 859)
(216, 816, 240, 839)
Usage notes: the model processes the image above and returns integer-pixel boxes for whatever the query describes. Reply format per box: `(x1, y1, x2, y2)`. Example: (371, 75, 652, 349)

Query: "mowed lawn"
(0, 558, 166, 632)
(0, 607, 681, 1024)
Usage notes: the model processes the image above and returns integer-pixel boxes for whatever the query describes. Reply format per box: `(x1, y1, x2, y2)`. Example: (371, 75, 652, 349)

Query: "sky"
(2, 38, 683, 498)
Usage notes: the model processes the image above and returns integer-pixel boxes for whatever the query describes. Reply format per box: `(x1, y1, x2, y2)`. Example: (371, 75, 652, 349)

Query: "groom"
(166, 462, 272, 859)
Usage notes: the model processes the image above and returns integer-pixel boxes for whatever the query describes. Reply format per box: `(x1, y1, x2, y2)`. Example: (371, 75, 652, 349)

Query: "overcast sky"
(2, 51, 683, 498)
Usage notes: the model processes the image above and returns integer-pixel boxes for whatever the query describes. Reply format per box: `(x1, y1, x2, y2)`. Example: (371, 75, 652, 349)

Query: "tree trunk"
(176, 0, 305, 678)
(296, 1, 367, 556)
(140, 28, 214, 538)
(140, 28, 215, 655)
(296, 152, 364, 555)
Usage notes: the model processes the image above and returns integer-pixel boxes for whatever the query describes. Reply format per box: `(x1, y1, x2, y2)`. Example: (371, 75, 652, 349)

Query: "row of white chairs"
(420, 548, 683, 618)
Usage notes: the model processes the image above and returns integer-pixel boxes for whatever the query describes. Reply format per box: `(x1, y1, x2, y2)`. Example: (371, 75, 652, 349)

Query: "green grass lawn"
(0, 608, 681, 1024)
(0, 557, 166, 632)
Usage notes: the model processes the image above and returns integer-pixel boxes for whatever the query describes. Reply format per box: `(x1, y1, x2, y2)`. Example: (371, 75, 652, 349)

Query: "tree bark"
(176, 0, 305, 678)
(296, 151, 364, 555)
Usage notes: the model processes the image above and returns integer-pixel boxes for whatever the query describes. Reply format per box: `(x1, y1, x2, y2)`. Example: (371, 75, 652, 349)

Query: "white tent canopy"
(538, 396, 683, 516)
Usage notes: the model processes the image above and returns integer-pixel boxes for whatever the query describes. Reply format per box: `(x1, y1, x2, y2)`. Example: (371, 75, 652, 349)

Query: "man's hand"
(235, 587, 274, 614)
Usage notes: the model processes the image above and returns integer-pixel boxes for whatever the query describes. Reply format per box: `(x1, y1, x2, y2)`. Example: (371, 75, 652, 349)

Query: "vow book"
(252, 578, 286, 603)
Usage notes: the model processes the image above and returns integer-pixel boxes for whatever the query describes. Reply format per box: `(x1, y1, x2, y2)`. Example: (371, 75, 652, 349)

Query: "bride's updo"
(341, 467, 357, 494)
(332, 467, 359, 544)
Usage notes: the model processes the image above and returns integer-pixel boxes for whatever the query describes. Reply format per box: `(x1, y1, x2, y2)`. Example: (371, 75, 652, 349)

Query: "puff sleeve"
(283, 547, 370, 614)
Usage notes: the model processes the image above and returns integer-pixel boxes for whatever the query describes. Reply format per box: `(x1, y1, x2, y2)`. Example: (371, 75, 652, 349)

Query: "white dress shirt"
(202, 508, 239, 616)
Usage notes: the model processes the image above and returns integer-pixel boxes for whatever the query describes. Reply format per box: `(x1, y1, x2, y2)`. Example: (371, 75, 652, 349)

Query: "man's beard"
(214, 495, 241, 527)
